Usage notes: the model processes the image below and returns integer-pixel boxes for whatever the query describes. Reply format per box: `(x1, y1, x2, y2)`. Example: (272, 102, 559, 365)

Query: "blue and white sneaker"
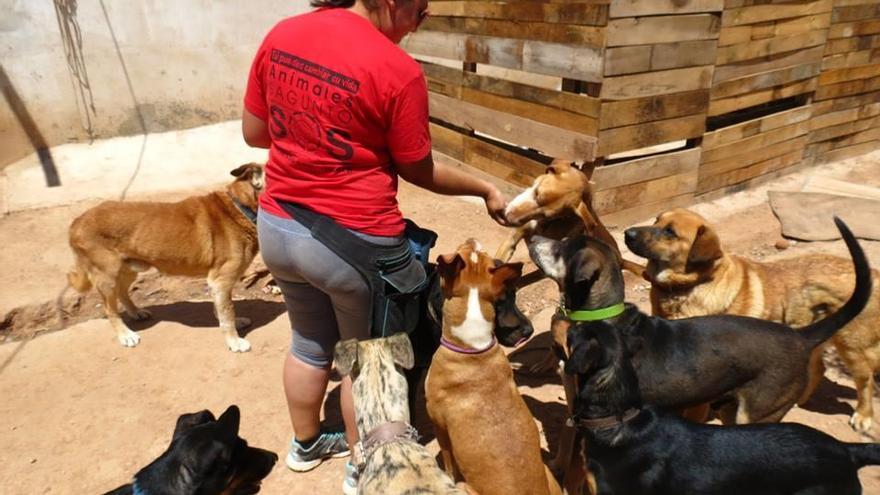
(342, 460, 359, 495)
(285, 430, 350, 472)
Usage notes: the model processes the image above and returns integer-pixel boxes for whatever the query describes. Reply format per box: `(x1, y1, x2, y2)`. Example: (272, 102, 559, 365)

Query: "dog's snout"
(625, 229, 638, 241)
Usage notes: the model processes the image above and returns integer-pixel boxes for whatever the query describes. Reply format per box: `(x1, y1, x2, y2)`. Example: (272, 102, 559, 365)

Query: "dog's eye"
(664, 226, 676, 237)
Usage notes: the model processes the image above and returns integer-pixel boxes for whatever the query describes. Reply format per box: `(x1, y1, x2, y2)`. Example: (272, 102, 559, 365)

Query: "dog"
(565, 322, 880, 495)
(497, 159, 644, 277)
(425, 239, 562, 495)
(528, 217, 871, 494)
(104, 405, 277, 495)
(334, 333, 476, 495)
(625, 207, 880, 432)
(67, 163, 263, 352)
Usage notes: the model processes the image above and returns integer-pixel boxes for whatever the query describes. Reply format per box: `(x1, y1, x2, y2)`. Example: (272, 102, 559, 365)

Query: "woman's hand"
(483, 186, 510, 227)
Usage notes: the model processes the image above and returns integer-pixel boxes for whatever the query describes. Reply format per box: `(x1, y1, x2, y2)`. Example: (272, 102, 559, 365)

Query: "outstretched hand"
(484, 187, 510, 227)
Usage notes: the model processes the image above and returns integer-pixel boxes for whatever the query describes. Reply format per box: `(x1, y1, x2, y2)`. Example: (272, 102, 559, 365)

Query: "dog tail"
(800, 217, 872, 348)
(67, 256, 92, 293)
(848, 443, 880, 467)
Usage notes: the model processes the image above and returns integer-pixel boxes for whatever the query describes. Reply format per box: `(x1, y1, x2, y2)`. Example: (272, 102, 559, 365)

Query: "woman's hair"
(310, 0, 357, 7)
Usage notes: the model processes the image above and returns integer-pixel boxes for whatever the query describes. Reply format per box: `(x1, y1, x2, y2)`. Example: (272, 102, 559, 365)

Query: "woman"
(241, 0, 509, 493)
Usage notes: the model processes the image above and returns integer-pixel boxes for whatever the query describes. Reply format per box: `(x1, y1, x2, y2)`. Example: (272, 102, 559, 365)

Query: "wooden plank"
(708, 78, 817, 116)
(718, 13, 832, 47)
(610, 0, 724, 17)
(722, 0, 833, 27)
(606, 14, 721, 47)
(713, 45, 824, 83)
(600, 66, 714, 100)
(814, 75, 880, 100)
(715, 31, 828, 65)
(700, 134, 808, 175)
(430, 123, 545, 187)
(599, 90, 711, 129)
(698, 148, 803, 193)
(598, 114, 706, 156)
(603, 193, 695, 226)
(810, 90, 880, 115)
(594, 171, 698, 214)
(458, 88, 599, 135)
(813, 139, 879, 163)
(824, 34, 880, 56)
(402, 31, 604, 82)
(605, 41, 717, 76)
(819, 63, 880, 85)
(832, 4, 880, 23)
(701, 120, 810, 163)
(808, 115, 880, 142)
(710, 62, 820, 99)
(822, 49, 880, 70)
(828, 19, 880, 39)
(429, 92, 597, 160)
(420, 17, 605, 46)
(810, 102, 880, 130)
(703, 105, 812, 149)
(428, 1, 609, 25)
(422, 62, 601, 118)
(593, 148, 701, 189)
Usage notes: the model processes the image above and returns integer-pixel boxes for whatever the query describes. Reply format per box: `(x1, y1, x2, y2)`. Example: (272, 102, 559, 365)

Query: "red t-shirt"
(244, 8, 431, 236)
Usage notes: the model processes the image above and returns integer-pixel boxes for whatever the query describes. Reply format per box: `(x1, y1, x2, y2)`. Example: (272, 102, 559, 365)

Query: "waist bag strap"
(277, 201, 426, 337)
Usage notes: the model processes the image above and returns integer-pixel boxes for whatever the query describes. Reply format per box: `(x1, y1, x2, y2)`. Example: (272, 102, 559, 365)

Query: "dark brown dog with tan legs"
(497, 159, 644, 277)
(625, 208, 880, 433)
(426, 239, 562, 495)
(529, 217, 871, 495)
(67, 163, 263, 352)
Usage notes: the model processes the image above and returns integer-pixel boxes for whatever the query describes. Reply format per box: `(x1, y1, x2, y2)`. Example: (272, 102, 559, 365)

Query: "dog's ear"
(688, 225, 722, 265)
(217, 405, 241, 435)
(527, 235, 565, 282)
(436, 253, 466, 294)
(490, 262, 523, 292)
(173, 410, 216, 441)
(230, 163, 252, 178)
(334, 338, 359, 376)
(564, 331, 601, 376)
(572, 247, 603, 287)
(386, 332, 414, 370)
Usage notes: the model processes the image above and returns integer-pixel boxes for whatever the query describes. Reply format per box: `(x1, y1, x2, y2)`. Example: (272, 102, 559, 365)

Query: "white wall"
(0, 0, 311, 167)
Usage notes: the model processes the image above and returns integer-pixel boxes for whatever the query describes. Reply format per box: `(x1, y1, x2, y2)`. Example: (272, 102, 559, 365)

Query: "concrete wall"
(0, 0, 311, 168)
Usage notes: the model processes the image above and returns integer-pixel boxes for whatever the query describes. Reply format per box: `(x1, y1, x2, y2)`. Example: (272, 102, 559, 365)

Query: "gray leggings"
(257, 209, 402, 368)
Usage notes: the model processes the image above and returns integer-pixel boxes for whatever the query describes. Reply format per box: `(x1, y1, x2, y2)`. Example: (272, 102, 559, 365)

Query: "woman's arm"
(242, 108, 271, 149)
(396, 152, 510, 226)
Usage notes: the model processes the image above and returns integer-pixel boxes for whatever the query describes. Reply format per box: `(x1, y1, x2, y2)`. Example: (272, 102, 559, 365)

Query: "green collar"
(565, 303, 625, 322)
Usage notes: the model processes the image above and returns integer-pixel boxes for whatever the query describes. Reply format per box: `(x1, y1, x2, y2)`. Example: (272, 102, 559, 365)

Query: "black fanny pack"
(278, 201, 436, 338)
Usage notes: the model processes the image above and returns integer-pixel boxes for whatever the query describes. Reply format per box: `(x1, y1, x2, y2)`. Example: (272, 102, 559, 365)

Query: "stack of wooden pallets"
(402, 0, 880, 220)
(807, 0, 880, 164)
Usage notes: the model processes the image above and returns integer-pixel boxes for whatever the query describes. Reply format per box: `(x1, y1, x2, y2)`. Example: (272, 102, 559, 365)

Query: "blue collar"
(231, 197, 258, 225)
(132, 481, 147, 495)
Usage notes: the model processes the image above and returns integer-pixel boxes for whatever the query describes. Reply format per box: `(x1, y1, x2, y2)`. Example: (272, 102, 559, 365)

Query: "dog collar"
(132, 481, 147, 495)
(440, 336, 496, 354)
(568, 408, 639, 430)
(566, 303, 625, 321)
(357, 421, 420, 470)
(230, 196, 258, 225)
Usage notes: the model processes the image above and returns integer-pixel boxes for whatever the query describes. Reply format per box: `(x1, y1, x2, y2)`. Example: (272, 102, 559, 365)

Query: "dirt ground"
(2, 150, 880, 494)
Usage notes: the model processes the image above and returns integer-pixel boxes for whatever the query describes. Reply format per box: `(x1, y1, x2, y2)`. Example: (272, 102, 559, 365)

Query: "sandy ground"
(1, 137, 880, 494)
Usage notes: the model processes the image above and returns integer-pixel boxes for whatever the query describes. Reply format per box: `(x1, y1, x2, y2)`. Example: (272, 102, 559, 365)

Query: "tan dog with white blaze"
(334, 333, 474, 495)
(625, 208, 880, 432)
(426, 239, 562, 495)
(67, 163, 263, 352)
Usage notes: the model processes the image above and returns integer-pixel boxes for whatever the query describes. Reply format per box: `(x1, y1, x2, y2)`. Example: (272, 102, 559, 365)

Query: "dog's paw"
(118, 330, 141, 347)
(850, 412, 873, 433)
(227, 336, 252, 353)
(128, 309, 152, 321)
(235, 317, 252, 330)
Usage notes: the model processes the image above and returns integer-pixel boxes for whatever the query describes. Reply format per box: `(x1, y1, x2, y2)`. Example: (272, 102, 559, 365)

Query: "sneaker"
(342, 460, 359, 495)
(285, 429, 350, 472)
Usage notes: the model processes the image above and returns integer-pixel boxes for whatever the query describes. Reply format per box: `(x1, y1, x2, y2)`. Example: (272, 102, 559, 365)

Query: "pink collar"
(440, 336, 496, 354)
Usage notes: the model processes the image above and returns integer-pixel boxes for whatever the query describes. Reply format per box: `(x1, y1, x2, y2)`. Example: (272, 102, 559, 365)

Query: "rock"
(775, 239, 791, 250)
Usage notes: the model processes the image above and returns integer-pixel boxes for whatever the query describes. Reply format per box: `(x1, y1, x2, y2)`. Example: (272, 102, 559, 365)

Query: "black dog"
(104, 405, 277, 495)
(528, 217, 871, 424)
(565, 323, 880, 495)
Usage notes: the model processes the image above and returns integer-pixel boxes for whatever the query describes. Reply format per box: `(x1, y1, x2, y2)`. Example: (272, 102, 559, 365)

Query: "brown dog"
(67, 163, 263, 352)
(625, 208, 880, 432)
(426, 239, 561, 495)
(497, 159, 644, 277)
